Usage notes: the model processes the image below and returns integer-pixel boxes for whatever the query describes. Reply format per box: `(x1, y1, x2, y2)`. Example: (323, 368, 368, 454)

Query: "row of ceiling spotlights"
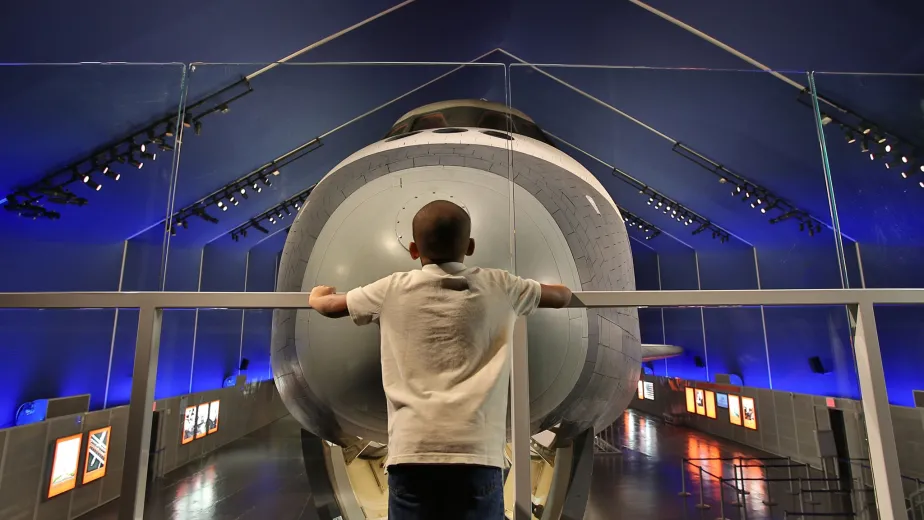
(171, 169, 280, 233)
(621, 210, 661, 241)
(230, 187, 314, 242)
(640, 188, 730, 243)
(842, 125, 924, 188)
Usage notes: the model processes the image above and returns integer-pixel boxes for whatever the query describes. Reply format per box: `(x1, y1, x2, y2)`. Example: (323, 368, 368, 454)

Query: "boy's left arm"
(308, 286, 350, 319)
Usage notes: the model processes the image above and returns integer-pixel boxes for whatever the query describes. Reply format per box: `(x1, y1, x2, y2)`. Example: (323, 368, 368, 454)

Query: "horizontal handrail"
(0, 288, 923, 309)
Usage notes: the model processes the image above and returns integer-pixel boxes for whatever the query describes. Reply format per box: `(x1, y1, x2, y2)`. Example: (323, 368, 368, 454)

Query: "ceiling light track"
(230, 185, 316, 242)
(796, 91, 924, 189)
(3, 76, 254, 220)
(611, 167, 731, 243)
(170, 137, 322, 234)
(672, 142, 824, 237)
(618, 206, 662, 241)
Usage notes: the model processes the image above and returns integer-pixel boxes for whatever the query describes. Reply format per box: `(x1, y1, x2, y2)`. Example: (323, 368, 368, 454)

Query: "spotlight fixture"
(3, 76, 254, 220)
(217, 201, 228, 211)
(102, 165, 120, 181)
(83, 177, 102, 191)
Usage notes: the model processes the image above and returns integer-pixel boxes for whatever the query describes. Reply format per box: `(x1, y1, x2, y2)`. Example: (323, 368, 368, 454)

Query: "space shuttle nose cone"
(271, 101, 641, 447)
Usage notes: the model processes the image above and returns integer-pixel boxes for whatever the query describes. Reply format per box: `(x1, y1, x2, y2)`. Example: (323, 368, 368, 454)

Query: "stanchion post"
(696, 466, 711, 510)
(717, 479, 728, 520)
(679, 459, 691, 497)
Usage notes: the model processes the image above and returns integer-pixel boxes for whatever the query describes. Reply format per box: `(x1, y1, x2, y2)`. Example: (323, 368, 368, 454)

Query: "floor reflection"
(81, 410, 816, 520)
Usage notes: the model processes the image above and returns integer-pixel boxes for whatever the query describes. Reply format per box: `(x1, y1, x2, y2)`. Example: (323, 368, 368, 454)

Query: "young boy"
(308, 200, 572, 519)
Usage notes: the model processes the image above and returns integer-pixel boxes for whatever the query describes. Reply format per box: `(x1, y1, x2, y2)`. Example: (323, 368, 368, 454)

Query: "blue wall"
(0, 235, 281, 425)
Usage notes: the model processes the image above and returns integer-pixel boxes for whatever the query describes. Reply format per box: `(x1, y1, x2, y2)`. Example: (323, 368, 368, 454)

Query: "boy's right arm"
(538, 284, 573, 309)
(504, 271, 572, 315)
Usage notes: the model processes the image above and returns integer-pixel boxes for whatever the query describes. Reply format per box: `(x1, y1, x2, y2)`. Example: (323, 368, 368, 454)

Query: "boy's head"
(410, 200, 475, 264)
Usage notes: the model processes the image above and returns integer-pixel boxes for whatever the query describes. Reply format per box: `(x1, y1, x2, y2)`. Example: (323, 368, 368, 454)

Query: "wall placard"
(728, 395, 742, 426)
(685, 387, 696, 413)
(182, 406, 196, 445)
(742, 397, 757, 430)
(705, 390, 716, 419)
(207, 400, 220, 434)
(643, 381, 654, 401)
(695, 389, 706, 416)
(82, 426, 111, 484)
(195, 403, 209, 439)
(48, 434, 82, 499)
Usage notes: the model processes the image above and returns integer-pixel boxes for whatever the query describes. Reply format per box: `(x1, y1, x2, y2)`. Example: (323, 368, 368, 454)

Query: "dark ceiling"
(2, 0, 922, 254)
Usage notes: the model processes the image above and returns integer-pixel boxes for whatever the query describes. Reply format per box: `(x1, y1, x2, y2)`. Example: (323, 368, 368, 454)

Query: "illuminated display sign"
(728, 395, 742, 426)
(716, 393, 729, 409)
(195, 403, 209, 439)
(705, 390, 716, 419)
(742, 397, 757, 430)
(685, 387, 695, 413)
(694, 389, 706, 416)
(182, 406, 196, 445)
(82, 426, 111, 484)
(207, 400, 220, 435)
(638, 380, 645, 399)
(643, 381, 654, 401)
(48, 434, 82, 499)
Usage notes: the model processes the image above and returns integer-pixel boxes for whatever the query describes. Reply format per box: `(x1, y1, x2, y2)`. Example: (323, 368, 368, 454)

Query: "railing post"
(850, 302, 907, 520)
(118, 304, 163, 520)
(510, 317, 531, 520)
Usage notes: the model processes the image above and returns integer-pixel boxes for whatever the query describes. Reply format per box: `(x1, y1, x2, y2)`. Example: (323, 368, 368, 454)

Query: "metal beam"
(2, 289, 924, 309)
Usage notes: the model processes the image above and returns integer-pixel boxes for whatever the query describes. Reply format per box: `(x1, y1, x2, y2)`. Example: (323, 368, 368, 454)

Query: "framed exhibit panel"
(643, 381, 654, 401)
(716, 393, 729, 409)
(207, 400, 220, 434)
(742, 397, 757, 430)
(637, 380, 645, 399)
(694, 388, 706, 416)
(182, 406, 196, 445)
(685, 387, 695, 413)
(705, 390, 716, 419)
(82, 426, 111, 484)
(195, 403, 209, 439)
(48, 433, 82, 499)
(728, 395, 742, 426)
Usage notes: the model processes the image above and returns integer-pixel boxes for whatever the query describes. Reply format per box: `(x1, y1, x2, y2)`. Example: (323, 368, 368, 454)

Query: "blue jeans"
(388, 464, 504, 520)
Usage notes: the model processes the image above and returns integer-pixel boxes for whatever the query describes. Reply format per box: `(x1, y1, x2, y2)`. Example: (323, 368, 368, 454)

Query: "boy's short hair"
(412, 200, 471, 260)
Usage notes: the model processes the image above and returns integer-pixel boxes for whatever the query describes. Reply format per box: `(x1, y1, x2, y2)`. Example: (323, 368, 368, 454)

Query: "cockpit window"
(411, 113, 448, 131)
(385, 122, 408, 138)
(385, 106, 554, 146)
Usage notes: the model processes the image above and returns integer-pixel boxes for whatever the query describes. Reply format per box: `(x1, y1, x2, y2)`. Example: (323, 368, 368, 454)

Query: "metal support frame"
(510, 317, 532, 520)
(118, 306, 163, 520)
(849, 303, 906, 519)
(0, 289, 918, 520)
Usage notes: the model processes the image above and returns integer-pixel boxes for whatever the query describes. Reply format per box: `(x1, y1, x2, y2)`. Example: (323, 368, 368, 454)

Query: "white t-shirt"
(346, 262, 542, 468)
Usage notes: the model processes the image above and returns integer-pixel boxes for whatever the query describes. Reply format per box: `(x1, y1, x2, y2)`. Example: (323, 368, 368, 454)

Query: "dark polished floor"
(82, 411, 846, 520)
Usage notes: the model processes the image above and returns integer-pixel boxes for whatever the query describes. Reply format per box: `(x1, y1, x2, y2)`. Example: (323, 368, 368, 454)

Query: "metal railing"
(0, 288, 922, 520)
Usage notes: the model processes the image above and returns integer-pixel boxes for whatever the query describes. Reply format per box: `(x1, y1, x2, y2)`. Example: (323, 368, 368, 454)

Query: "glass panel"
(0, 62, 185, 428)
(812, 71, 924, 518)
(0, 64, 186, 292)
(508, 64, 871, 518)
(165, 62, 512, 517)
